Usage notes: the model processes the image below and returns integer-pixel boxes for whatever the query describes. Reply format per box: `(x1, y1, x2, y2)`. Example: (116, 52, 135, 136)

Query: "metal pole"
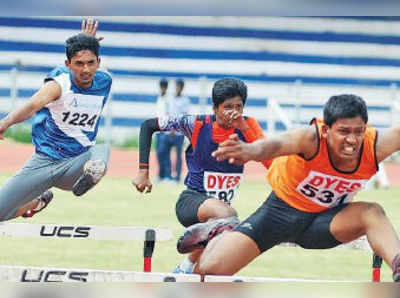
(104, 69, 113, 146)
(105, 90, 113, 146)
(266, 97, 275, 136)
(294, 79, 302, 127)
(198, 76, 208, 114)
(390, 83, 397, 128)
(9, 61, 19, 136)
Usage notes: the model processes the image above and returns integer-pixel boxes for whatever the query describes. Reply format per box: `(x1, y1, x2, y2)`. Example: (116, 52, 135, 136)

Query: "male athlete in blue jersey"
(133, 78, 271, 274)
(0, 23, 112, 221)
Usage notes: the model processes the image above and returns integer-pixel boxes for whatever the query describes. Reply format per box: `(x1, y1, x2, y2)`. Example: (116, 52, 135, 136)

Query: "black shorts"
(235, 191, 348, 253)
(176, 189, 211, 227)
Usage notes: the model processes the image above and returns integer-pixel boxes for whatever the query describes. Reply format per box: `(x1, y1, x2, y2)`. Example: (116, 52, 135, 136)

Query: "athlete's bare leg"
(330, 201, 400, 267)
(188, 199, 238, 263)
(13, 199, 40, 218)
(177, 198, 238, 271)
(195, 231, 260, 275)
(197, 198, 238, 222)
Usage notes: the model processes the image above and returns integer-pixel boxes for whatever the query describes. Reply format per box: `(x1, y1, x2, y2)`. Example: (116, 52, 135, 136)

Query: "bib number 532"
(208, 190, 235, 204)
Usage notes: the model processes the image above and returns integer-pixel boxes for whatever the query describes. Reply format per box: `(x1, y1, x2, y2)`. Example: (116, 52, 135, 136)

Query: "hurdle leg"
(143, 229, 155, 272)
(372, 253, 382, 282)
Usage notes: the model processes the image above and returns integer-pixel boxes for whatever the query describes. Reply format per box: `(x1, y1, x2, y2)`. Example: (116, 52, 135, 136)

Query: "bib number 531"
(300, 184, 348, 205)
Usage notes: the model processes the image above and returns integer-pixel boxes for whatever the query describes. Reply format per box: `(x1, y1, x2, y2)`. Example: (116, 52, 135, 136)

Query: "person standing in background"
(168, 78, 191, 183)
(154, 78, 171, 182)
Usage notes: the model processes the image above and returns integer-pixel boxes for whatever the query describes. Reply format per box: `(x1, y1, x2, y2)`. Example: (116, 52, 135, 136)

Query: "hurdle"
(0, 222, 173, 273)
(205, 236, 383, 282)
(279, 236, 383, 282)
(0, 223, 384, 282)
(0, 265, 359, 282)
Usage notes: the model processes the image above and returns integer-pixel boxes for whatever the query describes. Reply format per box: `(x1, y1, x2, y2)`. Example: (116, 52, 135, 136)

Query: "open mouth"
(342, 146, 356, 156)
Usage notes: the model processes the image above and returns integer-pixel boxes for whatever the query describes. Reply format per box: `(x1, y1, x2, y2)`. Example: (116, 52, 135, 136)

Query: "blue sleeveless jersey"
(184, 115, 246, 203)
(32, 66, 112, 160)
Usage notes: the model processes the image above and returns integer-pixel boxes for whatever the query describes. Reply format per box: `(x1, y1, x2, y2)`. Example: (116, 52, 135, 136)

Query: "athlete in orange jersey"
(178, 94, 400, 282)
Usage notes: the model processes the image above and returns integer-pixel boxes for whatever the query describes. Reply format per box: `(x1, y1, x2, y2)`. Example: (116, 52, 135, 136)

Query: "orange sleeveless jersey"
(267, 119, 378, 212)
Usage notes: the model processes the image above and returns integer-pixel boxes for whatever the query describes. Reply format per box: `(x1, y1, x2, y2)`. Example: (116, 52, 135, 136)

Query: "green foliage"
(118, 134, 140, 148)
(116, 134, 156, 149)
(4, 125, 32, 144)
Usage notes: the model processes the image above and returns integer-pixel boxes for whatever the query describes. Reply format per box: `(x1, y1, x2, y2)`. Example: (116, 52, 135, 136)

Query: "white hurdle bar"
(0, 265, 368, 283)
(0, 222, 173, 273)
(0, 265, 200, 282)
(0, 265, 360, 282)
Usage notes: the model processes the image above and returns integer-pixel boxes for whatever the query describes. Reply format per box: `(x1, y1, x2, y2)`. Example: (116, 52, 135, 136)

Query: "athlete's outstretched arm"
(212, 126, 316, 165)
(375, 126, 400, 163)
(132, 118, 160, 193)
(0, 81, 61, 139)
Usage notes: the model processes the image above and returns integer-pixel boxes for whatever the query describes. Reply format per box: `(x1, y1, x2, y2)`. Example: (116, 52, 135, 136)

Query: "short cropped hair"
(212, 78, 247, 107)
(323, 94, 368, 126)
(159, 78, 168, 88)
(176, 78, 184, 87)
(66, 33, 100, 61)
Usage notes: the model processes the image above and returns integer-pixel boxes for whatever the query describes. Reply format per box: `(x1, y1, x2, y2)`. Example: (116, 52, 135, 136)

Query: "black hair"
(176, 78, 184, 87)
(212, 78, 247, 107)
(323, 94, 368, 126)
(65, 33, 100, 61)
(159, 78, 168, 88)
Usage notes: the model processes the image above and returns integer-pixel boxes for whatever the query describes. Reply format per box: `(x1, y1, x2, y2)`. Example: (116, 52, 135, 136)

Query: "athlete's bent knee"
(199, 200, 237, 221)
(215, 206, 237, 218)
(360, 202, 387, 228)
(365, 202, 386, 216)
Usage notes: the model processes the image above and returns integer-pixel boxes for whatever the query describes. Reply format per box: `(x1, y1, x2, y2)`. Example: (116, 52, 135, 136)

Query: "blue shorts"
(235, 191, 347, 253)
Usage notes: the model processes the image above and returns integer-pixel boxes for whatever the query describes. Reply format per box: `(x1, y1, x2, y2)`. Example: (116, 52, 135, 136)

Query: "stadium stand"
(0, 16, 399, 142)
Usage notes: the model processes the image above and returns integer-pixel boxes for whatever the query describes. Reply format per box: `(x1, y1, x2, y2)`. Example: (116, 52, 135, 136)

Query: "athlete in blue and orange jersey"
(188, 94, 400, 282)
(133, 78, 271, 273)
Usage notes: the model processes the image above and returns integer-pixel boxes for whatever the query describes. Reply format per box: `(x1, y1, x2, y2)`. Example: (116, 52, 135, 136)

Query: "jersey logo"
(204, 171, 243, 204)
(70, 97, 78, 108)
(296, 170, 368, 207)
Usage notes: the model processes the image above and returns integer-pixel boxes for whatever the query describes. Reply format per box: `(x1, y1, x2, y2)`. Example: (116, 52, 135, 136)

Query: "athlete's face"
(323, 116, 366, 163)
(65, 50, 100, 89)
(213, 96, 244, 129)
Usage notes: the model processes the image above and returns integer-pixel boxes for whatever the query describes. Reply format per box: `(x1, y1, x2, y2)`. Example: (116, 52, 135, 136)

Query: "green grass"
(0, 173, 399, 282)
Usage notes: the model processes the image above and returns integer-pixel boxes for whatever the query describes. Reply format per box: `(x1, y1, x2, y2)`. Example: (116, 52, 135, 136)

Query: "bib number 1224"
(62, 112, 97, 128)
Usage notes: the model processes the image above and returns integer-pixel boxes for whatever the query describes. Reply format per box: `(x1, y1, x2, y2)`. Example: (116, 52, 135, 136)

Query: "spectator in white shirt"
(168, 78, 190, 182)
(155, 78, 171, 182)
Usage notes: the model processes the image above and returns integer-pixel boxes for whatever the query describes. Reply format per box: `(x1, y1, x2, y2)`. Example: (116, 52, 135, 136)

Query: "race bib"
(204, 172, 243, 204)
(296, 171, 368, 207)
(60, 93, 103, 133)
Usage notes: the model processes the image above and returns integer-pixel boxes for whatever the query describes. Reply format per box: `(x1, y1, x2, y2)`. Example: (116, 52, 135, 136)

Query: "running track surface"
(0, 141, 399, 185)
